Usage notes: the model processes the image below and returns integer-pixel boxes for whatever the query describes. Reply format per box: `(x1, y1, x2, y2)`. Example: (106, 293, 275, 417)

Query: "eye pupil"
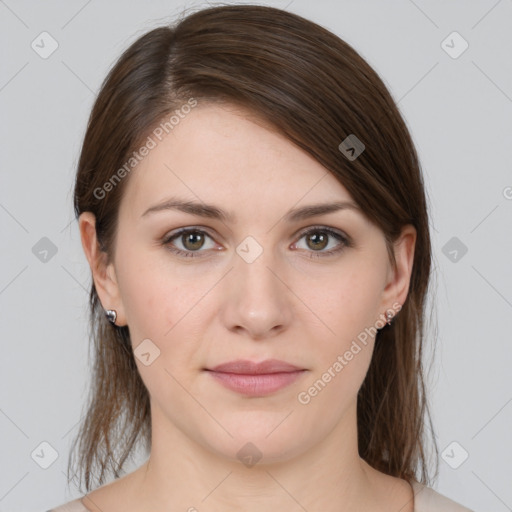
(307, 232, 328, 250)
(183, 231, 204, 250)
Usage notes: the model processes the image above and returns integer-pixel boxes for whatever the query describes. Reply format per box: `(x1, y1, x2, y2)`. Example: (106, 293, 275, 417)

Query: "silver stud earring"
(385, 311, 393, 326)
(105, 309, 117, 325)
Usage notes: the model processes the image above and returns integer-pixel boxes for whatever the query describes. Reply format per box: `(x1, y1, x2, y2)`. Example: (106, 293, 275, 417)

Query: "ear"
(79, 212, 126, 326)
(379, 224, 417, 318)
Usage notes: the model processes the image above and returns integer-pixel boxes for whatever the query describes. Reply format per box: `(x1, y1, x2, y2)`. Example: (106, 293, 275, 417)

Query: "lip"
(205, 359, 307, 396)
(209, 359, 303, 374)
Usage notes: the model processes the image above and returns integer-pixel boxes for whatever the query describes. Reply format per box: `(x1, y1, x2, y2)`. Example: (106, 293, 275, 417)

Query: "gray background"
(1, 0, 511, 510)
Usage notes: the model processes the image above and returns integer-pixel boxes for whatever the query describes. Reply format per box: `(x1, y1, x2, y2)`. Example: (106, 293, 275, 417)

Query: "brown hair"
(69, 3, 438, 494)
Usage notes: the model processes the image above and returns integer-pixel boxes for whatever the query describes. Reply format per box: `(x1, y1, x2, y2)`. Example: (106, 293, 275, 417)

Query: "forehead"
(119, 102, 357, 221)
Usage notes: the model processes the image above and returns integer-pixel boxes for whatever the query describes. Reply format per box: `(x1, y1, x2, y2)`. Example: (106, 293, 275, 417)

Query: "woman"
(48, 4, 474, 511)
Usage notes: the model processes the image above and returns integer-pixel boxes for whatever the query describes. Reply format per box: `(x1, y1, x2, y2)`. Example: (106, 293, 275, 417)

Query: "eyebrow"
(141, 197, 361, 223)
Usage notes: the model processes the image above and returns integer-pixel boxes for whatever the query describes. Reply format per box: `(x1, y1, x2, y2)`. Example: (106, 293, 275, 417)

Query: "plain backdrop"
(1, 1, 511, 511)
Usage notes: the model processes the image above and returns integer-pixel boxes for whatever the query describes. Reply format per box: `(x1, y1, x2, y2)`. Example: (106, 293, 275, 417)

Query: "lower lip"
(206, 370, 306, 396)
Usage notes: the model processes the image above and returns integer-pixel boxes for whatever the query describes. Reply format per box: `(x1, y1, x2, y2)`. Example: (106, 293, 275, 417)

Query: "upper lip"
(207, 359, 304, 374)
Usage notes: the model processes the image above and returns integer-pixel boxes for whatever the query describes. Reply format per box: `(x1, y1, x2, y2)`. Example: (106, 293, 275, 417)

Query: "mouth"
(204, 359, 307, 396)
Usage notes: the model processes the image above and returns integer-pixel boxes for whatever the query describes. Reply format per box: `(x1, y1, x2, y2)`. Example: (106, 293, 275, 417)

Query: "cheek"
(115, 244, 183, 330)
(294, 258, 383, 406)
(122, 268, 206, 405)
(309, 263, 383, 343)
(296, 272, 378, 418)
(116, 255, 210, 373)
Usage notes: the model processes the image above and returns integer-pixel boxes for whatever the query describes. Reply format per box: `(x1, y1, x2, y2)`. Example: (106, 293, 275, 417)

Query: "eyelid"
(162, 225, 220, 243)
(291, 225, 351, 256)
(293, 224, 349, 242)
(162, 226, 220, 252)
(162, 224, 351, 258)
(163, 224, 349, 242)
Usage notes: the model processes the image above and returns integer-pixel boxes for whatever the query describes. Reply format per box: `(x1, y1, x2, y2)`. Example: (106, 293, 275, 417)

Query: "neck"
(132, 400, 383, 511)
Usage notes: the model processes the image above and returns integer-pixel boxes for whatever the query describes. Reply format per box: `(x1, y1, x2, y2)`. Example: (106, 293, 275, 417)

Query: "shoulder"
(412, 481, 475, 512)
(46, 497, 90, 512)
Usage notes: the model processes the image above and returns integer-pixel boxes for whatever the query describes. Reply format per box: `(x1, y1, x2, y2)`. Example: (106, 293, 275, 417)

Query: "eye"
(292, 226, 351, 258)
(162, 228, 218, 258)
(162, 226, 351, 259)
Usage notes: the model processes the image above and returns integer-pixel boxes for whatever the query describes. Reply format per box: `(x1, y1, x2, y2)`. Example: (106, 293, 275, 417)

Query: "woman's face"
(83, 102, 414, 464)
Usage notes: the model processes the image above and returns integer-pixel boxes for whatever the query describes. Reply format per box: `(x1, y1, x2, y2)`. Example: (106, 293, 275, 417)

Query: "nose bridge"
(222, 233, 292, 337)
(235, 233, 283, 302)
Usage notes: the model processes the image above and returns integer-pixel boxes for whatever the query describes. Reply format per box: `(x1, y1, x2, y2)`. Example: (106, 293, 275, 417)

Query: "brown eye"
(294, 227, 350, 258)
(163, 228, 216, 258)
(305, 231, 329, 251)
(181, 231, 205, 251)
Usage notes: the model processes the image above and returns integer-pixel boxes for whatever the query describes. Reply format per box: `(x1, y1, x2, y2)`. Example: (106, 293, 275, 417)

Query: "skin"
(79, 102, 417, 512)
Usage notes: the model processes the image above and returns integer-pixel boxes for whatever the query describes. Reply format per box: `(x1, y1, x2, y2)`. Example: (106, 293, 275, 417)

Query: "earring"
(105, 309, 117, 325)
(385, 311, 393, 326)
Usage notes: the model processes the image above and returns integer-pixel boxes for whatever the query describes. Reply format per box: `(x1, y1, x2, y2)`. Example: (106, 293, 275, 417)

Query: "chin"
(197, 418, 311, 467)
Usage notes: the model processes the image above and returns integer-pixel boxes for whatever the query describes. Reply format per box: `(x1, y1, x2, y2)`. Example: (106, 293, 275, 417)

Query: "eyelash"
(161, 226, 352, 259)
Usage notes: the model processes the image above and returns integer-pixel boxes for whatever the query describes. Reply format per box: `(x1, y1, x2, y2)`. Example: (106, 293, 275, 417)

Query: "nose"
(219, 241, 293, 340)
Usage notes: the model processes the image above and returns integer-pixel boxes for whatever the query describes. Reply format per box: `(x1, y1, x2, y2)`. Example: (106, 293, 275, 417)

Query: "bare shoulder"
(78, 467, 145, 512)
(47, 476, 131, 512)
(47, 497, 89, 512)
(375, 473, 415, 512)
(411, 481, 475, 512)
(360, 464, 415, 512)
(79, 478, 131, 512)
